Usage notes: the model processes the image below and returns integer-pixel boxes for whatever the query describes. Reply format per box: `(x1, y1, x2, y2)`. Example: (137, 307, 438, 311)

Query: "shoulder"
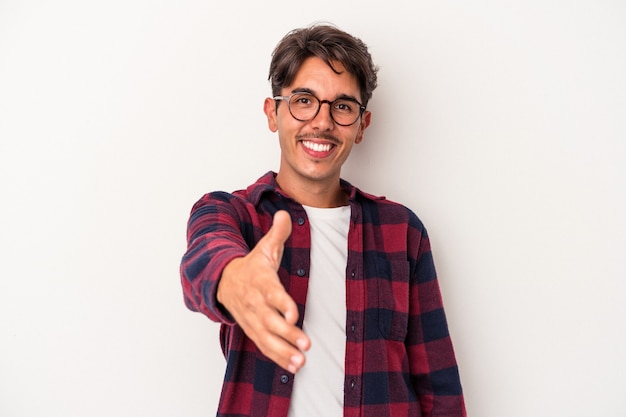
(342, 178, 425, 230)
(357, 192, 426, 233)
(189, 190, 252, 222)
(190, 171, 277, 213)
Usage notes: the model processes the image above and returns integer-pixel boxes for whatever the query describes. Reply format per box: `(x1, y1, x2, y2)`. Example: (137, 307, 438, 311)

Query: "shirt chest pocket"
(376, 257, 410, 341)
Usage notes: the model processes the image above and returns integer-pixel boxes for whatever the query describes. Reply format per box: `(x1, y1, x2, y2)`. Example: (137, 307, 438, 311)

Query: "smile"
(302, 140, 333, 153)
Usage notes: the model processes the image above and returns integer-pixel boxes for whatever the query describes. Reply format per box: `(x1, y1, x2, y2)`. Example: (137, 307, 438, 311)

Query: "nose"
(311, 100, 334, 130)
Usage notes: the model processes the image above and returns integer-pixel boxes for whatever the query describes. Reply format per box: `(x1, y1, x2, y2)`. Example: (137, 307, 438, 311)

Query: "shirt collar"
(246, 171, 385, 206)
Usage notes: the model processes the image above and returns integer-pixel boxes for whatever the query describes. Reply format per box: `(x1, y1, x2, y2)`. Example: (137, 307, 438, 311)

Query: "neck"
(275, 172, 348, 208)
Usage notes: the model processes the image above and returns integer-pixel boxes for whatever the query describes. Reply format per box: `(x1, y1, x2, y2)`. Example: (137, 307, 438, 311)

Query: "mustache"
(295, 132, 340, 144)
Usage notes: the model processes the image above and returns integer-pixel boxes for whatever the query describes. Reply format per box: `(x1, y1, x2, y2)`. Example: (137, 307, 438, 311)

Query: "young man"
(181, 25, 466, 417)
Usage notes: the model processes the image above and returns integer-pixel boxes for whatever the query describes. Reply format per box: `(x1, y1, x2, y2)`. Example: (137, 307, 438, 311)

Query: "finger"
(263, 282, 300, 325)
(252, 311, 310, 372)
(268, 210, 292, 246)
(257, 330, 307, 373)
(259, 211, 292, 265)
(257, 282, 312, 355)
(262, 306, 310, 352)
(232, 282, 309, 352)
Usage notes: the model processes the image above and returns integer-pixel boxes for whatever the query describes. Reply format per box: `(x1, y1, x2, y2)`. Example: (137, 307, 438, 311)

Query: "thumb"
(260, 210, 292, 265)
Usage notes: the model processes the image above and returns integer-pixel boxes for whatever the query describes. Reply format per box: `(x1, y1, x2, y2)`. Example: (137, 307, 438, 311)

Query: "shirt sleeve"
(407, 212, 467, 417)
(179, 192, 251, 324)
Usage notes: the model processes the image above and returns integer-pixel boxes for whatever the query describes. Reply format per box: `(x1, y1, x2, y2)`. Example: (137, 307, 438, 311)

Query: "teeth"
(303, 141, 332, 152)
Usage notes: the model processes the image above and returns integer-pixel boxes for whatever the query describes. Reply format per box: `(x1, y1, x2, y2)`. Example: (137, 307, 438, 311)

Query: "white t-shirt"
(287, 205, 351, 417)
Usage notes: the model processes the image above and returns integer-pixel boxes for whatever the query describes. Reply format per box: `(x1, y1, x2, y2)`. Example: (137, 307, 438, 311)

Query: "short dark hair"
(269, 24, 378, 107)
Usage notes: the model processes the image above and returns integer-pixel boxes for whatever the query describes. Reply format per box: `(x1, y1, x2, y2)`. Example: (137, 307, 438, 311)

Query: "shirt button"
(350, 271, 355, 278)
(297, 268, 306, 277)
(280, 375, 289, 384)
(297, 218, 305, 226)
(351, 324, 356, 333)
(350, 379, 356, 389)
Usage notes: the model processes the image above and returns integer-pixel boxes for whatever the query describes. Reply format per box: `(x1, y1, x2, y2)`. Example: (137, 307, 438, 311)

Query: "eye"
(292, 94, 315, 107)
(333, 100, 356, 114)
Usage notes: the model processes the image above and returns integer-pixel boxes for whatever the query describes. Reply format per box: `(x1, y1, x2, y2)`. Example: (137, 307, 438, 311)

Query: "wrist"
(217, 256, 244, 305)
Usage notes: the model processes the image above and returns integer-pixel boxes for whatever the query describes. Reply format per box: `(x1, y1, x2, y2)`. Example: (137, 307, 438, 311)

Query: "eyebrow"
(290, 87, 361, 103)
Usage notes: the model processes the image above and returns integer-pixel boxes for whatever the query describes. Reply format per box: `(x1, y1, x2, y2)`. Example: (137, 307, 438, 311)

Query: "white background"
(1, 1, 625, 416)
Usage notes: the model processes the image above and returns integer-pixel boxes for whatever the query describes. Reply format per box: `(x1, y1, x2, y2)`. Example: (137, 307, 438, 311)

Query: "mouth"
(300, 140, 336, 158)
(302, 140, 333, 153)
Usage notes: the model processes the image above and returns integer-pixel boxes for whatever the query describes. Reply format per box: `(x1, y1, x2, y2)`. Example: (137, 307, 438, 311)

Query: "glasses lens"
(289, 94, 319, 121)
(331, 99, 360, 126)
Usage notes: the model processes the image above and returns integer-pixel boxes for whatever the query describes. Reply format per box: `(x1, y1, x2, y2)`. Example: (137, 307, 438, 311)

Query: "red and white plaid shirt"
(181, 172, 466, 417)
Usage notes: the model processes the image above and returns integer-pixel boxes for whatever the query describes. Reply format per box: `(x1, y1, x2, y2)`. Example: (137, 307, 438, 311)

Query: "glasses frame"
(273, 93, 366, 127)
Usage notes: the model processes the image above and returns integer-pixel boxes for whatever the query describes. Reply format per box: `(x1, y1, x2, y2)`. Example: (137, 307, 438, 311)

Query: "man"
(181, 24, 466, 417)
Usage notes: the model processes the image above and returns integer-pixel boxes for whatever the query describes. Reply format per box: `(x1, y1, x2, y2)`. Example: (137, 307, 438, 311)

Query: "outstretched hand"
(217, 210, 311, 373)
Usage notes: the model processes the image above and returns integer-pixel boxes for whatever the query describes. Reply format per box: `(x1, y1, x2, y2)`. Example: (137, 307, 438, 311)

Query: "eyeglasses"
(273, 92, 366, 126)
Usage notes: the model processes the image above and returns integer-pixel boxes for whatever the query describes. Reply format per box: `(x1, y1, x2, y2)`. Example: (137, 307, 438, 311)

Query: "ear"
(264, 97, 278, 132)
(354, 110, 371, 144)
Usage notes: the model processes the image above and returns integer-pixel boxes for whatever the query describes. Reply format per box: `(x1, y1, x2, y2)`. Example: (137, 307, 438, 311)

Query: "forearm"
(408, 222, 466, 416)
(408, 284, 465, 416)
(180, 194, 250, 323)
(181, 239, 247, 323)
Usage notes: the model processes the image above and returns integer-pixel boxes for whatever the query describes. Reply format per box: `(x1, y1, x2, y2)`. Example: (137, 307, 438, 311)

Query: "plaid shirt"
(181, 172, 466, 417)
